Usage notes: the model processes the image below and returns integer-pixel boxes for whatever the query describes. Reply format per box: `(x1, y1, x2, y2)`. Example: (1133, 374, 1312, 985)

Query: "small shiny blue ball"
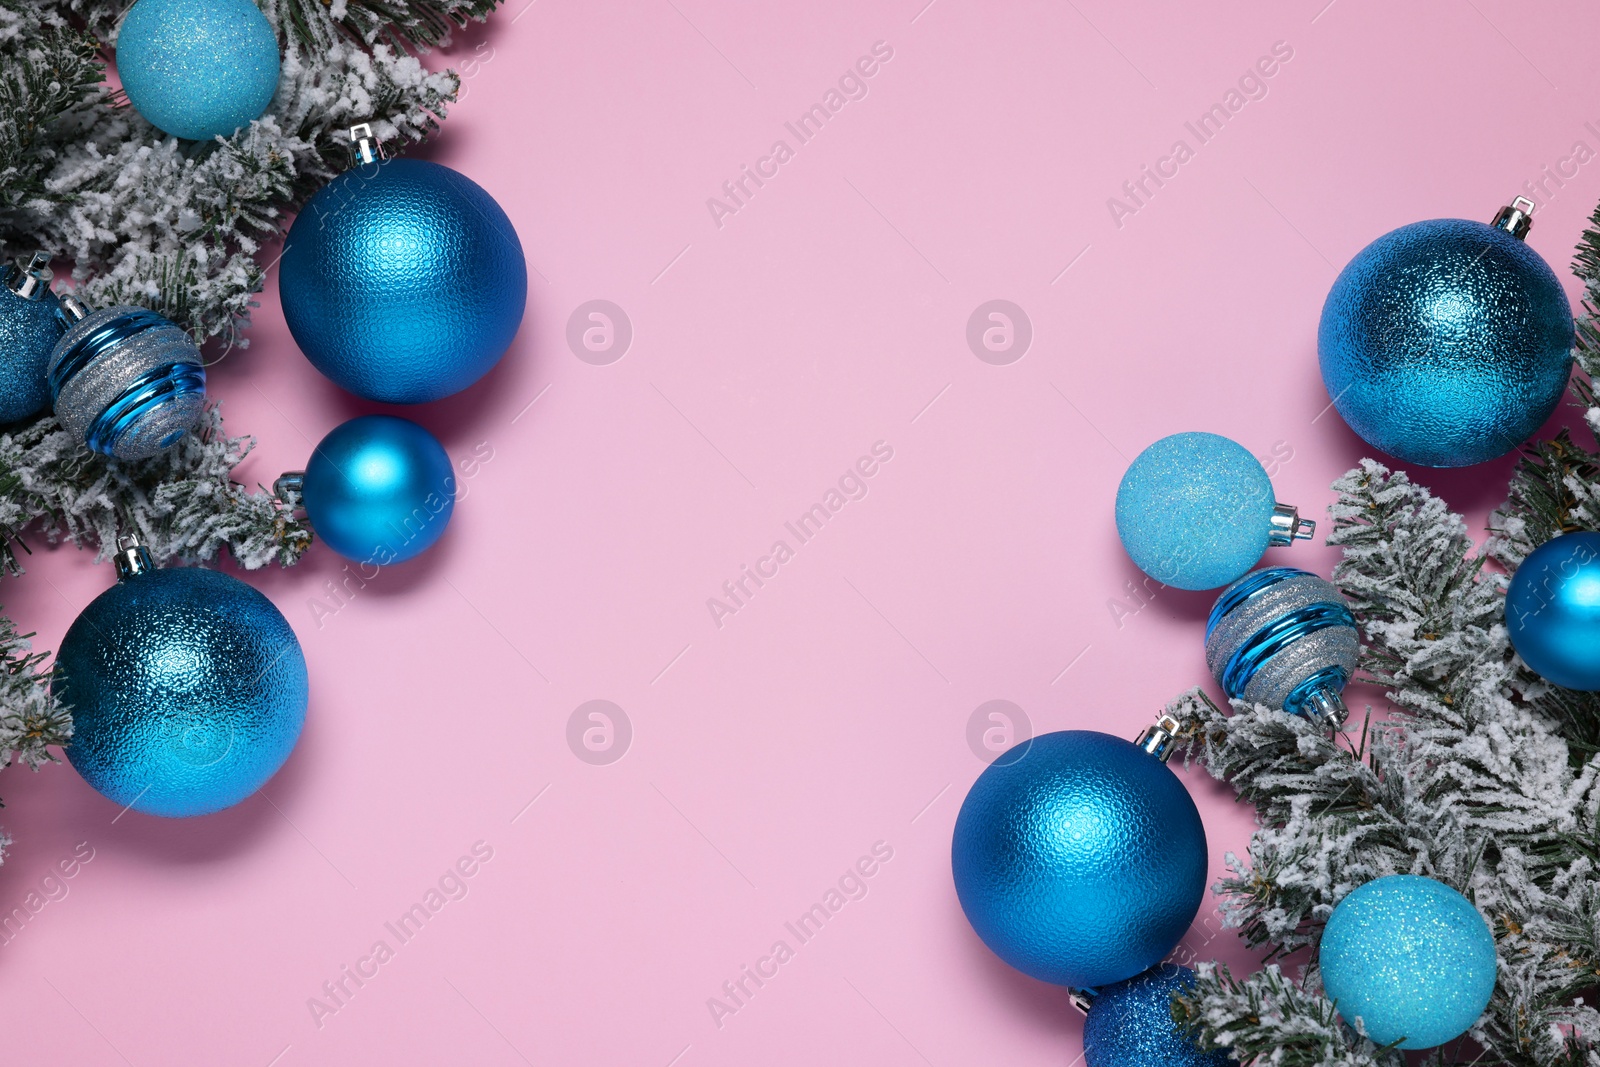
(0, 284, 61, 423)
(303, 415, 456, 566)
(1318, 218, 1572, 468)
(951, 731, 1208, 988)
(1084, 965, 1237, 1067)
(280, 159, 527, 403)
(54, 567, 307, 818)
(1506, 531, 1600, 690)
(1320, 875, 1496, 1049)
(117, 0, 281, 141)
(1117, 432, 1275, 591)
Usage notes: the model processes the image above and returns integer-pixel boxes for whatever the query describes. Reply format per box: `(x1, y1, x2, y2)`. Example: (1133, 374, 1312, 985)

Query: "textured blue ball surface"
(1318, 218, 1572, 468)
(1506, 531, 1600, 690)
(280, 158, 527, 403)
(1084, 965, 1237, 1067)
(951, 731, 1208, 988)
(0, 284, 61, 423)
(54, 567, 307, 818)
(117, 0, 280, 141)
(1116, 432, 1275, 591)
(304, 415, 456, 565)
(1320, 874, 1496, 1049)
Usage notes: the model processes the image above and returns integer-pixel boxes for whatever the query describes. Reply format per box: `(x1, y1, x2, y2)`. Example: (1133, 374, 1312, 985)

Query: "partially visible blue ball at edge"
(1319, 874, 1496, 1049)
(1084, 965, 1237, 1067)
(303, 415, 456, 566)
(1116, 432, 1277, 591)
(117, 0, 281, 141)
(1506, 531, 1600, 690)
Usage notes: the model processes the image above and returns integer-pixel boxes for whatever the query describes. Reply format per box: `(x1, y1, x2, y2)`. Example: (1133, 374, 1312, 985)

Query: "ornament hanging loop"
(349, 123, 385, 167)
(1491, 196, 1535, 240)
(1135, 712, 1189, 763)
(112, 535, 154, 579)
(4, 251, 54, 301)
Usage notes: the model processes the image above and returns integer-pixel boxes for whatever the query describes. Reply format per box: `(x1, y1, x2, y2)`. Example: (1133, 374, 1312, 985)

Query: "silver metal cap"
(274, 471, 306, 505)
(56, 293, 90, 325)
(112, 535, 155, 580)
(1135, 712, 1187, 763)
(1491, 196, 1535, 240)
(1268, 503, 1315, 546)
(4, 252, 53, 301)
(349, 123, 384, 167)
(1301, 687, 1348, 731)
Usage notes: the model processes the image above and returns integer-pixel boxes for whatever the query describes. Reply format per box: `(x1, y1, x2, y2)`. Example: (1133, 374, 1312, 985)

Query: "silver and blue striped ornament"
(1204, 567, 1357, 728)
(47, 296, 206, 461)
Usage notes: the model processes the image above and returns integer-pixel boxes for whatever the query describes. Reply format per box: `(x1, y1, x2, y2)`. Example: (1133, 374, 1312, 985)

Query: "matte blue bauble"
(1506, 531, 1600, 690)
(53, 551, 307, 818)
(951, 731, 1208, 988)
(279, 158, 527, 403)
(1084, 965, 1237, 1067)
(1319, 875, 1496, 1049)
(1318, 216, 1572, 468)
(1117, 432, 1295, 591)
(303, 415, 455, 565)
(0, 258, 62, 423)
(1205, 567, 1358, 727)
(117, 0, 281, 141)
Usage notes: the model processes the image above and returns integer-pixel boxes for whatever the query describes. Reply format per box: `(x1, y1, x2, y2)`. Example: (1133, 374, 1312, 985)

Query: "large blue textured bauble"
(1320, 875, 1496, 1049)
(53, 566, 308, 818)
(951, 731, 1208, 988)
(279, 159, 527, 403)
(1084, 965, 1237, 1067)
(1205, 567, 1357, 723)
(0, 277, 61, 423)
(1318, 218, 1572, 468)
(303, 415, 456, 565)
(1505, 531, 1600, 690)
(1117, 432, 1276, 591)
(117, 0, 281, 141)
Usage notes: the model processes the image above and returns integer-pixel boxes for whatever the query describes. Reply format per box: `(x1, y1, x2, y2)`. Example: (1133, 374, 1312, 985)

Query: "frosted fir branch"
(0, 406, 311, 574)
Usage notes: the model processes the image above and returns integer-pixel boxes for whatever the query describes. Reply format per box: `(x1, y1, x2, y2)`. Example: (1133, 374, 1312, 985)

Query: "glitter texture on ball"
(117, 0, 281, 141)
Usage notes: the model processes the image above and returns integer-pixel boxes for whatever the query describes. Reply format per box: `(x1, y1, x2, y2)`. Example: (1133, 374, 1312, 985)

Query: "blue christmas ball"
(1320, 874, 1496, 1049)
(1318, 216, 1572, 468)
(1117, 432, 1281, 591)
(951, 731, 1208, 988)
(1205, 567, 1358, 727)
(117, 0, 281, 141)
(53, 551, 307, 818)
(280, 158, 527, 403)
(1505, 531, 1600, 690)
(0, 258, 62, 423)
(303, 415, 455, 566)
(1084, 965, 1236, 1067)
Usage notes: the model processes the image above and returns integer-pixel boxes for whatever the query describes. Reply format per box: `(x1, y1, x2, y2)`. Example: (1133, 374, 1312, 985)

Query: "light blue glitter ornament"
(1080, 965, 1237, 1067)
(1318, 198, 1572, 468)
(117, 0, 281, 141)
(1505, 531, 1600, 690)
(47, 294, 206, 461)
(1319, 874, 1496, 1049)
(0, 253, 63, 424)
(279, 127, 527, 404)
(53, 539, 308, 818)
(281, 415, 456, 566)
(1116, 432, 1314, 591)
(951, 726, 1208, 988)
(1205, 567, 1358, 729)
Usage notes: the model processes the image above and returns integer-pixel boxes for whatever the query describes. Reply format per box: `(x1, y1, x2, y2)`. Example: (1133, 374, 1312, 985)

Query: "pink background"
(5, 0, 1599, 1063)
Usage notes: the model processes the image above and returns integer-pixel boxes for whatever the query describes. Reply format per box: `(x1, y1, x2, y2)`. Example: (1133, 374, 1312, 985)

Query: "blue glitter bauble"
(0, 272, 61, 423)
(1319, 875, 1496, 1049)
(1505, 531, 1600, 690)
(1205, 568, 1358, 726)
(117, 0, 281, 141)
(951, 731, 1208, 988)
(303, 415, 456, 565)
(279, 158, 527, 403)
(53, 561, 307, 818)
(1117, 433, 1276, 591)
(1084, 965, 1237, 1067)
(1318, 218, 1572, 468)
